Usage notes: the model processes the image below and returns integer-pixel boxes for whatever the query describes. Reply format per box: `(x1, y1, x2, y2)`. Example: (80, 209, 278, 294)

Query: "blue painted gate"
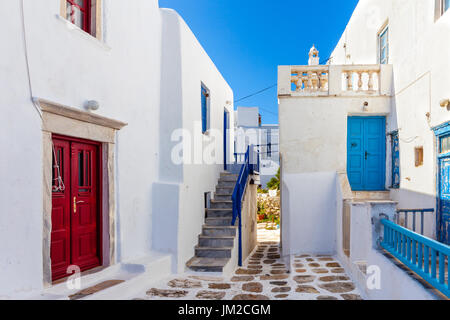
(347, 117, 386, 191)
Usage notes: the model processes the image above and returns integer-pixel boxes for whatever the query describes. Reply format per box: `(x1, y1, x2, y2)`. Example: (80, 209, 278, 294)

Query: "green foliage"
(257, 187, 268, 194)
(266, 168, 280, 190)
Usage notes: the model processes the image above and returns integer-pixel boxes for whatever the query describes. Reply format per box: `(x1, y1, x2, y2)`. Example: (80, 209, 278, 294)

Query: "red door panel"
(51, 139, 71, 280)
(70, 142, 100, 270)
(51, 136, 101, 281)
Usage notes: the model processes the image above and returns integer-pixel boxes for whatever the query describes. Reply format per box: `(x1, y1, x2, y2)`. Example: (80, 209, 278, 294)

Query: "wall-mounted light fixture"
(85, 100, 100, 111)
(363, 101, 369, 111)
(440, 99, 450, 108)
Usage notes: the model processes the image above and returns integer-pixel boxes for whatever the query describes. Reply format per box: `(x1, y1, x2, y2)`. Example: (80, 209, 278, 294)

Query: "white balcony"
(278, 64, 393, 97)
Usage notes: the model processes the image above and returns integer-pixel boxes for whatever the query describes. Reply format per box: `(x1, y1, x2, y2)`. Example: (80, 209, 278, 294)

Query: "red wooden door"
(51, 139, 72, 280)
(51, 136, 101, 281)
(70, 142, 100, 271)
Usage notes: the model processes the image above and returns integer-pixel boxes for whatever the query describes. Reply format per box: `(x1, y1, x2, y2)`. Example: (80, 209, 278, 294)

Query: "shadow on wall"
(151, 9, 183, 273)
(390, 188, 438, 239)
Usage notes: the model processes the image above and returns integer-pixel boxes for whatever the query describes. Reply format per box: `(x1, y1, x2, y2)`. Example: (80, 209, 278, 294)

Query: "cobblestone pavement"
(135, 237, 363, 300)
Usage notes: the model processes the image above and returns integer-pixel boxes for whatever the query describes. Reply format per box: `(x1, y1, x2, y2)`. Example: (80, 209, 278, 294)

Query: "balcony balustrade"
(278, 64, 393, 97)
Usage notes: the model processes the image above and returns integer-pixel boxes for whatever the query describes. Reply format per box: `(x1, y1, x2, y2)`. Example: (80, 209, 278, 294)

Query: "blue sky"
(159, 0, 359, 124)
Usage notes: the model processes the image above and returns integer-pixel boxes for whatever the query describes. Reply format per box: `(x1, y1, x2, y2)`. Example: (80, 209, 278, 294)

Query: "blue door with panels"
(438, 157, 450, 245)
(437, 133, 450, 245)
(347, 117, 386, 191)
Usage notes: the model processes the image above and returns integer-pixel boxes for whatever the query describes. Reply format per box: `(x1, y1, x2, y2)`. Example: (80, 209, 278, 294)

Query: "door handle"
(365, 151, 369, 160)
(73, 197, 85, 214)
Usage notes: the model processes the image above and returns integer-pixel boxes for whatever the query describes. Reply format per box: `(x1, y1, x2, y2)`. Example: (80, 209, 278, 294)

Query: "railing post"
(418, 243, 423, 269)
(439, 252, 445, 284)
(431, 249, 437, 279)
(424, 246, 429, 274)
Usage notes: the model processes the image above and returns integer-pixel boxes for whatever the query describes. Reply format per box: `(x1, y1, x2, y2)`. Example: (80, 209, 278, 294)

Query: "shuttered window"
(391, 131, 400, 189)
(201, 85, 210, 133)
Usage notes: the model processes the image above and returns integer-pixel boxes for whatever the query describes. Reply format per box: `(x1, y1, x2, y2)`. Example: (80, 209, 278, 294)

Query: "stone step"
(186, 257, 229, 273)
(214, 193, 233, 201)
(198, 235, 235, 248)
(210, 200, 233, 209)
(352, 191, 391, 201)
(206, 208, 233, 218)
(195, 246, 233, 258)
(202, 226, 237, 237)
(217, 180, 236, 188)
(220, 171, 234, 176)
(205, 217, 233, 226)
(219, 175, 239, 182)
(216, 186, 234, 194)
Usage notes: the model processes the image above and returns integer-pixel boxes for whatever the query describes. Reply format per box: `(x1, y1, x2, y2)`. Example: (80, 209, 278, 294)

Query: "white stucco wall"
(281, 172, 337, 256)
(279, 94, 391, 254)
(0, 0, 164, 296)
(236, 107, 259, 128)
(0, 0, 234, 295)
(153, 9, 234, 273)
(0, 0, 44, 295)
(330, 0, 450, 238)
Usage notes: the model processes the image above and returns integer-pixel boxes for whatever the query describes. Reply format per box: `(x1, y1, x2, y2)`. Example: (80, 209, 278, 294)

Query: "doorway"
(51, 135, 102, 281)
(347, 116, 386, 191)
(437, 134, 450, 245)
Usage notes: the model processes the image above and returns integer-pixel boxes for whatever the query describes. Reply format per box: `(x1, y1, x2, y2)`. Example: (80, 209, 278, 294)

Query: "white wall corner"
(278, 66, 291, 96)
(380, 64, 394, 96)
(328, 65, 344, 96)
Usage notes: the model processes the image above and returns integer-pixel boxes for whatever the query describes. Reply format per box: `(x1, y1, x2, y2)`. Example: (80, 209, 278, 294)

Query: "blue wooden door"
(438, 157, 450, 245)
(347, 117, 386, 191)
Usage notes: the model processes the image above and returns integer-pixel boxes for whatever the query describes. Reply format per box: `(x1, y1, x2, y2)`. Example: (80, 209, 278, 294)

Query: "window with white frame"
(61, 0, 102, 39)
(379, 26, 389, 65)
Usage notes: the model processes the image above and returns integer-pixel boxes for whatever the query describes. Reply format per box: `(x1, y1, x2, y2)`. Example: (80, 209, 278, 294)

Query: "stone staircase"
(186, 172, 239, 273)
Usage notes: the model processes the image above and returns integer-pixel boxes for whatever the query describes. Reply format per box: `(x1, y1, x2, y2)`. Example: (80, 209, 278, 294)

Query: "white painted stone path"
(132, 224, 362, 300)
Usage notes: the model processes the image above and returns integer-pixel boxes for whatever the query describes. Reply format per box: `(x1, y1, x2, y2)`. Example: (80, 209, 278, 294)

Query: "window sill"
(55, 15, 111, 52)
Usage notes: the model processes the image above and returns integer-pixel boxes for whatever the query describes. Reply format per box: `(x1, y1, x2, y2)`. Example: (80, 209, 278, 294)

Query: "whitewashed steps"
(186, 172, 239, 273)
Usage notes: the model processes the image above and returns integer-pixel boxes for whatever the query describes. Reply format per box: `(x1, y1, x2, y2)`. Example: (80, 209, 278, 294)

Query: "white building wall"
(236, 107, 259, 128)
(279, 95, 391, 255)
(234, 108, 280, 187)
(0, 0, 233, 295)
(162, 9, 234, 273)
(330, 0, 450, 239)
(0, 0, 163, 296)
(0, 1, 44, 296)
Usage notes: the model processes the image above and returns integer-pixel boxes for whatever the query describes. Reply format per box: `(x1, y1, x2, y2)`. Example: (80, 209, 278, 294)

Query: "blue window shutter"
(391, 132, 400, 188)
(201, 87, 207, 133)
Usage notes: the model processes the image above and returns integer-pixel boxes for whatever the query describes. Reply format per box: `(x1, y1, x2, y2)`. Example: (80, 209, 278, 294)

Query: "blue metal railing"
(231, 146, 258, 266)
(381, 219, 450, 298)
(396, 209, 435, 236)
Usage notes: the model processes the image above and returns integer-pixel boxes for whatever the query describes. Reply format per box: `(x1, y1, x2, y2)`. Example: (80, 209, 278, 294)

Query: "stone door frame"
(39, 99, 127, 287)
